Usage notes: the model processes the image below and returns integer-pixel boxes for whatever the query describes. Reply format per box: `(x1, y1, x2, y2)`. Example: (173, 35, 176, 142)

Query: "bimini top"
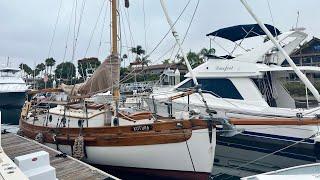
(206, 24, 281, 42)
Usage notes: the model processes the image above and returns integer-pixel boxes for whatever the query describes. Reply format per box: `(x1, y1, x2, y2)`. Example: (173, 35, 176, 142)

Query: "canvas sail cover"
(55, 55, 119, 96)
(77, 55, 120, 95)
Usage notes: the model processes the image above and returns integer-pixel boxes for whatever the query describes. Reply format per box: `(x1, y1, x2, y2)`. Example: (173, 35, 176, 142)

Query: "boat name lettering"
(216, 65, 234, 71)
(132, 125, 153, 132)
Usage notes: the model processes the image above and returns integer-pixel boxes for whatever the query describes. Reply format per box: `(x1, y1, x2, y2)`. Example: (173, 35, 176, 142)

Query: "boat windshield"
(0, 68, 20, 77)
(176, 78, 243, 100)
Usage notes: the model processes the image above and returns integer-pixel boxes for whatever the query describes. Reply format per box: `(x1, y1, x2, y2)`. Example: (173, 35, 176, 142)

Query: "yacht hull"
(0, 91, 26, 124)
(0, 91, 26, 108)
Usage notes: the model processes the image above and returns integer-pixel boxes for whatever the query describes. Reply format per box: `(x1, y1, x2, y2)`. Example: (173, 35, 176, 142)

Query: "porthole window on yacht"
(177, 78, 243, 100)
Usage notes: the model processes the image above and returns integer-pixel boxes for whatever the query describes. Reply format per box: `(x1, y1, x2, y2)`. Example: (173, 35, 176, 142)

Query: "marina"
(1, 0, 320, 179)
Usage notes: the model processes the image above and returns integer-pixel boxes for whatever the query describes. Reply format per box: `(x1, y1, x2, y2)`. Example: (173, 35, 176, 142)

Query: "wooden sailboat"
(19, 103, 216, 179)
(18, 0, 220, 179)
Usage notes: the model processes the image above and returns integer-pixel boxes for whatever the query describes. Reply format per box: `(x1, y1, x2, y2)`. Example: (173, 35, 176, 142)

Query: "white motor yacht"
(149, 25, 320, 177)
(0, 67, 28, 108)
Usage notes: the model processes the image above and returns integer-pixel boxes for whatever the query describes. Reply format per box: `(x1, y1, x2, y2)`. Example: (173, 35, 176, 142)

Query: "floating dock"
(1, 133, 119, 180)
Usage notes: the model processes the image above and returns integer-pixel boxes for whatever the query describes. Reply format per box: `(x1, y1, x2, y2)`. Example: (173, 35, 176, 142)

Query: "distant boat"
(0, 66, 28, 124)
(0, 67, 28, 107)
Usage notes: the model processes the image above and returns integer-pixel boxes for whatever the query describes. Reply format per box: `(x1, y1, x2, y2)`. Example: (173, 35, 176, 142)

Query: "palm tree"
(45, 57, 56, 75)
(175, 52, 200, 68)
(187, 51, 203, 68)
(131, 45, 145, 57)
(33, 68, 40, 77)
(19, 63, 24, 70)
(199, 48, 216, 59)
(141, 55, 150, 66)
(19, 63, 32, 78)
(131, 45, 147, 81)
(141, 56, 151, 80)
(36, 63, 46, 76)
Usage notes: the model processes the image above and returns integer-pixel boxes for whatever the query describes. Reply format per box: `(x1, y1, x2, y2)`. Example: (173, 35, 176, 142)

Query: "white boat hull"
(46, 129, 216, 177)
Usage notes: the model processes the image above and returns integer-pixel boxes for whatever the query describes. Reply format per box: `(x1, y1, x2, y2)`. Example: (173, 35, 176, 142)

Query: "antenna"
(6, 57, 9, 67)
(295, 11, 300, 29)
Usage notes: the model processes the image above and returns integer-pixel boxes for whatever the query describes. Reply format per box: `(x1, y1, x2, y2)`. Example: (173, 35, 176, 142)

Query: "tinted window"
(302, 57, 311, 64)
(312, 56, 320, 63)
(293, 58, 300, 65)
(177, 78, 243, 100)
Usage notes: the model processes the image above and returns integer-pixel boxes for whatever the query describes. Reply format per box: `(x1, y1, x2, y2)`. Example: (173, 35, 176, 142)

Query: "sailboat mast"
(111, 0, 120, 99)
(111, 0, 118, 55)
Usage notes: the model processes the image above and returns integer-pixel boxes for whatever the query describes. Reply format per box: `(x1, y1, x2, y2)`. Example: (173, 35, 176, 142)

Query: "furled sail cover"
(206, 24, 281, 42)
(78, 55, 120, 95)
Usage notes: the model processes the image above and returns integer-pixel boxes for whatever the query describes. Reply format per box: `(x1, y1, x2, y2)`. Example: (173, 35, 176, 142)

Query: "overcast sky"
(0, 0, 319, 68)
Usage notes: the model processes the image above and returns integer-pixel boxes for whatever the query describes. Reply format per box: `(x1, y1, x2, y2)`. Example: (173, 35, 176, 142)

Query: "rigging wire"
(84, 0, 106, 58)
(62, 0, 77, 63)
(47, 0, 63, 58)
(152, 0, 200, 85)
(97, 1, 109, 57)
(119, 5, 132, 66)
(84, 0, 192, 96)
(142, 0, 148, 52)
(266, 0, 278, 38)
(71, 0, 86, 62)
(117, 0, 192, 84)
(123, 7, 135, 49)
(144, 0, 191, 60)
(134, 0, 198, 86)
(58, 0, 77, 82)
(70, 0, 86, 83)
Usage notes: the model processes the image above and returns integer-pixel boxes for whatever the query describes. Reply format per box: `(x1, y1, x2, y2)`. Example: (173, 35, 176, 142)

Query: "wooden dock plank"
(1, 133, 118, 180)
